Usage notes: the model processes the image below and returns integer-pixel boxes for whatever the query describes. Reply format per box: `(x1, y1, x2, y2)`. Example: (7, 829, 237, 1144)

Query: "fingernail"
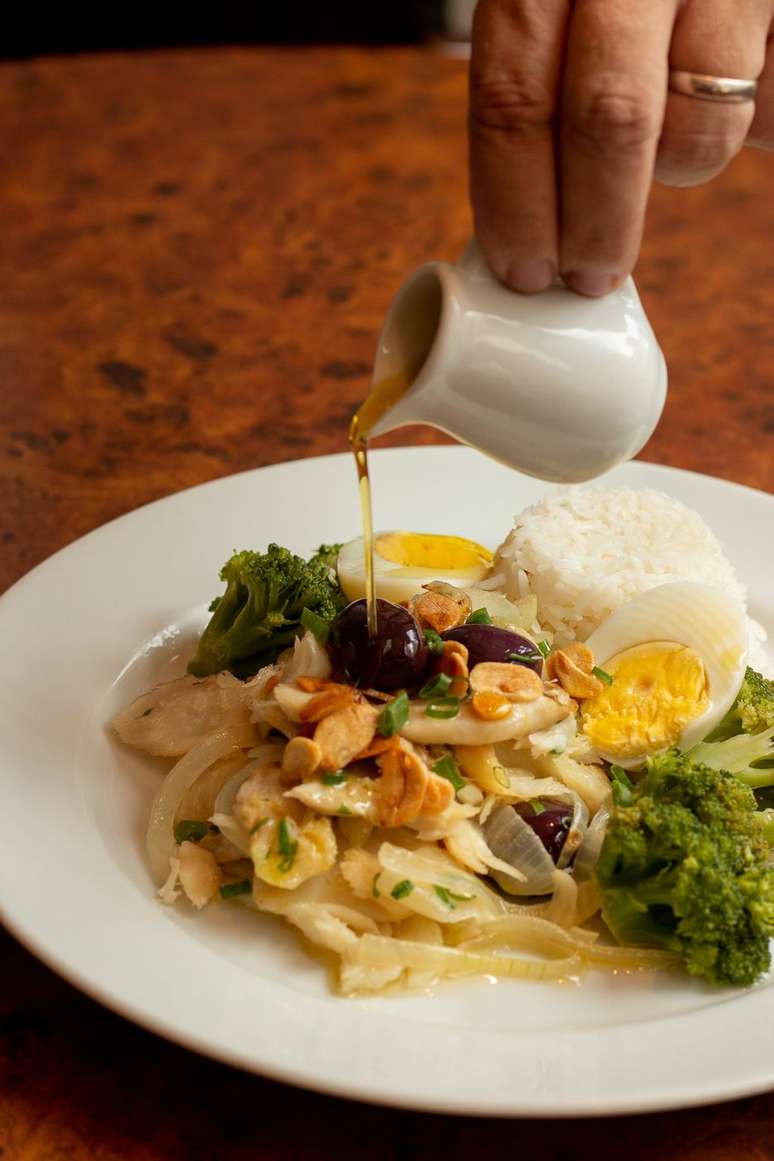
(504, 259, 557, 294)
(562, 269, 620, 298)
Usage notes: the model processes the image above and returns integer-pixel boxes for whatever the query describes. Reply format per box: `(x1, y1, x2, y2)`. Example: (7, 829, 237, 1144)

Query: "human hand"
(469, 0, 774, 296)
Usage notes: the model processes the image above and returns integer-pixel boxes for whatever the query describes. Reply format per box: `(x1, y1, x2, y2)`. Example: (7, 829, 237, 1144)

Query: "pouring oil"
(348, 365, 420, 637)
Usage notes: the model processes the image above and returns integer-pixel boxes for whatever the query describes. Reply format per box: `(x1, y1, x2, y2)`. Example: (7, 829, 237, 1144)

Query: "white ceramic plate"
(0, 447, 772, 1117)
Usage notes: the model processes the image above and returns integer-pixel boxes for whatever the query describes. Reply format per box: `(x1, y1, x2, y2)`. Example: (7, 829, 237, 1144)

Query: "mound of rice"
(484, 487, 768, 667)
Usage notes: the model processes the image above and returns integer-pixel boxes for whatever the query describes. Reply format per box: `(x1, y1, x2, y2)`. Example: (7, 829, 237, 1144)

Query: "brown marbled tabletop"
(0, 46, 772, 1161)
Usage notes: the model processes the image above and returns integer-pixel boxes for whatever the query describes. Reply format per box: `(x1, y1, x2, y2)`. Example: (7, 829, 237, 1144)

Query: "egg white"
(582, 581, 748, 767)
(336, 532, 492, 605)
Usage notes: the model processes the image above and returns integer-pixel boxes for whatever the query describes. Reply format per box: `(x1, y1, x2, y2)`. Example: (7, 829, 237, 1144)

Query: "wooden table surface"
(1, 46, 772, 1160)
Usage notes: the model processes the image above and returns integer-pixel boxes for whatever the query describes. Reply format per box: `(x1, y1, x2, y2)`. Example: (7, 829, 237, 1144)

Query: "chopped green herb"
(377, 690, 409, 737)
(174, 819, 218, 844)
(592, 665, 614, 686)
(141, 707, 153, 717)
(372, 873, 382, 899)
(431, 754, 465, 793)
(277, 818, 298, 873)
(425, 696, 460, 720)
(390, 879, 414, 900)
(610, 764, 633, 787)
(338, 805, 353, 816)
(609, 764, 634, 806)
(537, 640, 551, 659)
(220, 878, 252, 899)
(530, 799, 546, 816)
(418, 672, 453, 699)
(322, 770, 348, 786)
(433, 884, 475, 908)
(507, 651, 543, 665)
(467, 607, 492, 625)
(424, 628, 445, 656)
(250, 818, 269, 834)
(300, 606, 331, 643)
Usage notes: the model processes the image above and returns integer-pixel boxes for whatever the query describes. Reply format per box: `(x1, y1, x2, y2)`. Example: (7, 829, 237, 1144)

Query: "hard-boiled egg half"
(337, 531, 493, 604)
(581, 582, 748, 769)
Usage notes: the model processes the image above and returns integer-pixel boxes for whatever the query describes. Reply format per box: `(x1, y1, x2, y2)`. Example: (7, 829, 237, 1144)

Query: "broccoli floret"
(187, 543, 345, 678)
(689, 667, 774, 788)
(731, 668, 774, 736)
(704, 667, 774, 739)
(596, 748, 774, 987)
(308, 543, 343, 571)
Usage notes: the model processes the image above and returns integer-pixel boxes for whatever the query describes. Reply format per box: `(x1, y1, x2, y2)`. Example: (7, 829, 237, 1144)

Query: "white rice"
(483, 487, 769, 669)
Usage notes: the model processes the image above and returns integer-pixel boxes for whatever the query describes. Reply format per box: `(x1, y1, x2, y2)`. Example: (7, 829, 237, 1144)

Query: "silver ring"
(668, 70, 758, 103)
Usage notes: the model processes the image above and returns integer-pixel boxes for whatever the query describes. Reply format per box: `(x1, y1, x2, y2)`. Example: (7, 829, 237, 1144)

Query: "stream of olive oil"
(348, 366, 418, 638)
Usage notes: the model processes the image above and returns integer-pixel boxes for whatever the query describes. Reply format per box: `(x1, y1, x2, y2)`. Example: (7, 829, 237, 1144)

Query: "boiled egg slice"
(337, 531, 493, 604)
(581, 581, 748, 768)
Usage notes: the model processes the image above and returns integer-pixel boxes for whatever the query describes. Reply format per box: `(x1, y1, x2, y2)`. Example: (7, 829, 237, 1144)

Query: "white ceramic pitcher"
(366, 239, 667, 483)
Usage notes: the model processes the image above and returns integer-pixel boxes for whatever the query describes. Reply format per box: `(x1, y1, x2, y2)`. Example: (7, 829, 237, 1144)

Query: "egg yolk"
(581, 641, 709, 761)
(373, 532, 493, 572)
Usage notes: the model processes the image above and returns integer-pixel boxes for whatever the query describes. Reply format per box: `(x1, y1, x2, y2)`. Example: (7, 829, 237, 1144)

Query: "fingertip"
(503, 258, 558, 294)
(561, 269, 623, 298)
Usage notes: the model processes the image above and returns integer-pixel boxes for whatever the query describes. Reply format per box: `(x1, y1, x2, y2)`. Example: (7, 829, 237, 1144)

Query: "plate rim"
(1, 448, 772, 1117)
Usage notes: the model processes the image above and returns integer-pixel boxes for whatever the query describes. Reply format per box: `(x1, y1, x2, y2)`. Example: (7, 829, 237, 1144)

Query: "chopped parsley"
(174, 819, 219, 844)
(220, 879, 252, 899)
(277, 818, 298, 872)
(433, 884, 475, 909)
(507, 651, 543, 665)
(390, 879, 414, 900)
(321, 770, 348, 786)
(431, 753, 465, 793)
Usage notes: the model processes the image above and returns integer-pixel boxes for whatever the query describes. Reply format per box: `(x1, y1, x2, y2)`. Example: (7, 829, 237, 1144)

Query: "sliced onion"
(573, 806, 610, 880)
(481, 801, 555, 895)
(208, 811, 250, 855)
(458, 912, 577, 957)
(574, 879, 602, 925)
(577, 941, 681, 973)
(443, 819, 527, 881)
(528, 716, 577, 758)
(145, 724, 255, 883)
(341, 931, 581, 994)
(396, 914, 444, 990)
(281, 631, 332, 683)
(542, 869, 578, 928)
(535, 753, 612, 816)
(555, 791, 588, 870)
(176, 752, 249, 822)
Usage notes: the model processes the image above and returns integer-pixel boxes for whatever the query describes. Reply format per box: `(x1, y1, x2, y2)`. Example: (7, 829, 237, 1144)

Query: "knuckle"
(567, 85, 660, 155)
(470, 75, 553, 134)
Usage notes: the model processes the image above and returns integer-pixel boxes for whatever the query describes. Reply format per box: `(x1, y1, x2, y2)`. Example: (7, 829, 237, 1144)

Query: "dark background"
(5, 2, 445, 58)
